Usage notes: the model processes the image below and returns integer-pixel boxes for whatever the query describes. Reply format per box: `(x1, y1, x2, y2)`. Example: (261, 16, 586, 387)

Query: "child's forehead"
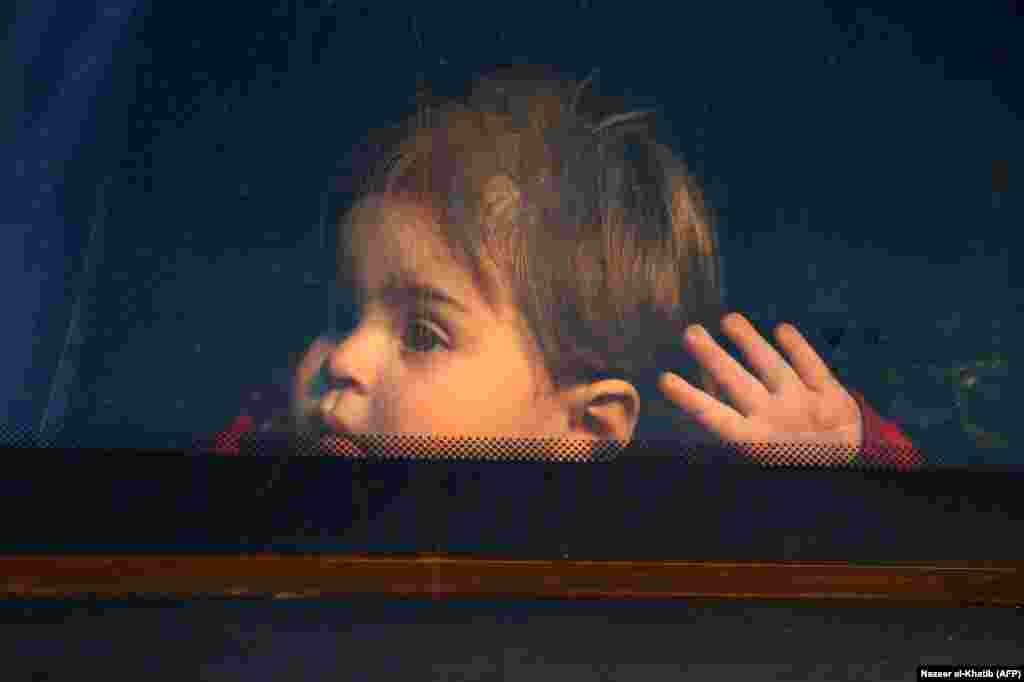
(346, 193, 506, 308)
(348, 194, 454, 269)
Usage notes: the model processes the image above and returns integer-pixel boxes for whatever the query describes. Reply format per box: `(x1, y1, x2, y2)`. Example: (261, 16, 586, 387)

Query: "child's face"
(309, 194, 578, 456)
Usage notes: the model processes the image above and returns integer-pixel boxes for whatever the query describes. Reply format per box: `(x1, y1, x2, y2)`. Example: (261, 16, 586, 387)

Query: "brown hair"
(336, 65, 727, 444)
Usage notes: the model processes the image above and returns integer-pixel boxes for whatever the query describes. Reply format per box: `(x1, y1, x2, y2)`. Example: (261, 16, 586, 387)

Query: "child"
(212, 65, 921, 469)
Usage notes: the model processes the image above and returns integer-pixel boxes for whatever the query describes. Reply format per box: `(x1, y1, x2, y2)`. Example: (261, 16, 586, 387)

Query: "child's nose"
(319, 328, 377, 396)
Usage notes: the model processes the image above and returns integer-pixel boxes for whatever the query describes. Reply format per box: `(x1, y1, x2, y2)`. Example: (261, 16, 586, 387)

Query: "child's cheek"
(371, 367, 450, 436)
(378, 369, 485, 438)
(391, 383, 477, 438)
(370, 386, 466, 458)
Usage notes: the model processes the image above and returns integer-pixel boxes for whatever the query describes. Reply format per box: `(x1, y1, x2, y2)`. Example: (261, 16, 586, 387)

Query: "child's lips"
(318, 392, 365, 456)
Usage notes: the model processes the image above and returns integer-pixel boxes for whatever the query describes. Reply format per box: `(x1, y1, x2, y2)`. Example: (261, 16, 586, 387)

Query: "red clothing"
(210, 383, 923, 468)
(847, 387, 923, 470)
(210, 383, 290, 456)
(211, 413, 256, 457)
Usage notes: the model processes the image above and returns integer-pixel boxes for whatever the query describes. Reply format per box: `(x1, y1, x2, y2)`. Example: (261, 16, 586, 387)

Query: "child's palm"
(658, 313, 863, 464)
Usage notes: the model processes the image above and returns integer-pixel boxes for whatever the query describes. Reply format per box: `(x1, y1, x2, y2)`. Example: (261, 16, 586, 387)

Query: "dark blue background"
(3, 2, 1018, 454)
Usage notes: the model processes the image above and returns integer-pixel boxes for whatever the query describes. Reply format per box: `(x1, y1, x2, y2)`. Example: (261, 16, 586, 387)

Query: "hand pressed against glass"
(658, 312, 863, 463)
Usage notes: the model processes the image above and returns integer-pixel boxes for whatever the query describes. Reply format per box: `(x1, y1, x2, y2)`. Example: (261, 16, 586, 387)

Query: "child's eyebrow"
(378, 273, 471, 315)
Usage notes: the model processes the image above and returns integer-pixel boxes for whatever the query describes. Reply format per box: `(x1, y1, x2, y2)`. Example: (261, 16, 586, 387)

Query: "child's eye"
(402, 318, 449, 354)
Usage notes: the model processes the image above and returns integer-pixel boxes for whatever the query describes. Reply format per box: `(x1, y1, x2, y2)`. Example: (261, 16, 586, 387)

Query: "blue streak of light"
(1, 0, 138, 440)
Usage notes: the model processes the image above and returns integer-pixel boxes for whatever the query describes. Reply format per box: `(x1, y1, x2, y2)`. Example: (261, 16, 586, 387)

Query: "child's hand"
(658, 313, 863, 464)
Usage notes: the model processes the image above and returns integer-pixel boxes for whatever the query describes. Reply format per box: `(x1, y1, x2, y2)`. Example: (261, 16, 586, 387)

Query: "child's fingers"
(683, 323, 771, 416)
(772, 323, 838, 393)
(658, 371, 749, 444)
(720, 313, 802, 394)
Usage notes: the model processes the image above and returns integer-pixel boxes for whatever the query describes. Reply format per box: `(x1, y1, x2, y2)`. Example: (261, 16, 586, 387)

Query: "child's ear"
(569, 379, 641, 444)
